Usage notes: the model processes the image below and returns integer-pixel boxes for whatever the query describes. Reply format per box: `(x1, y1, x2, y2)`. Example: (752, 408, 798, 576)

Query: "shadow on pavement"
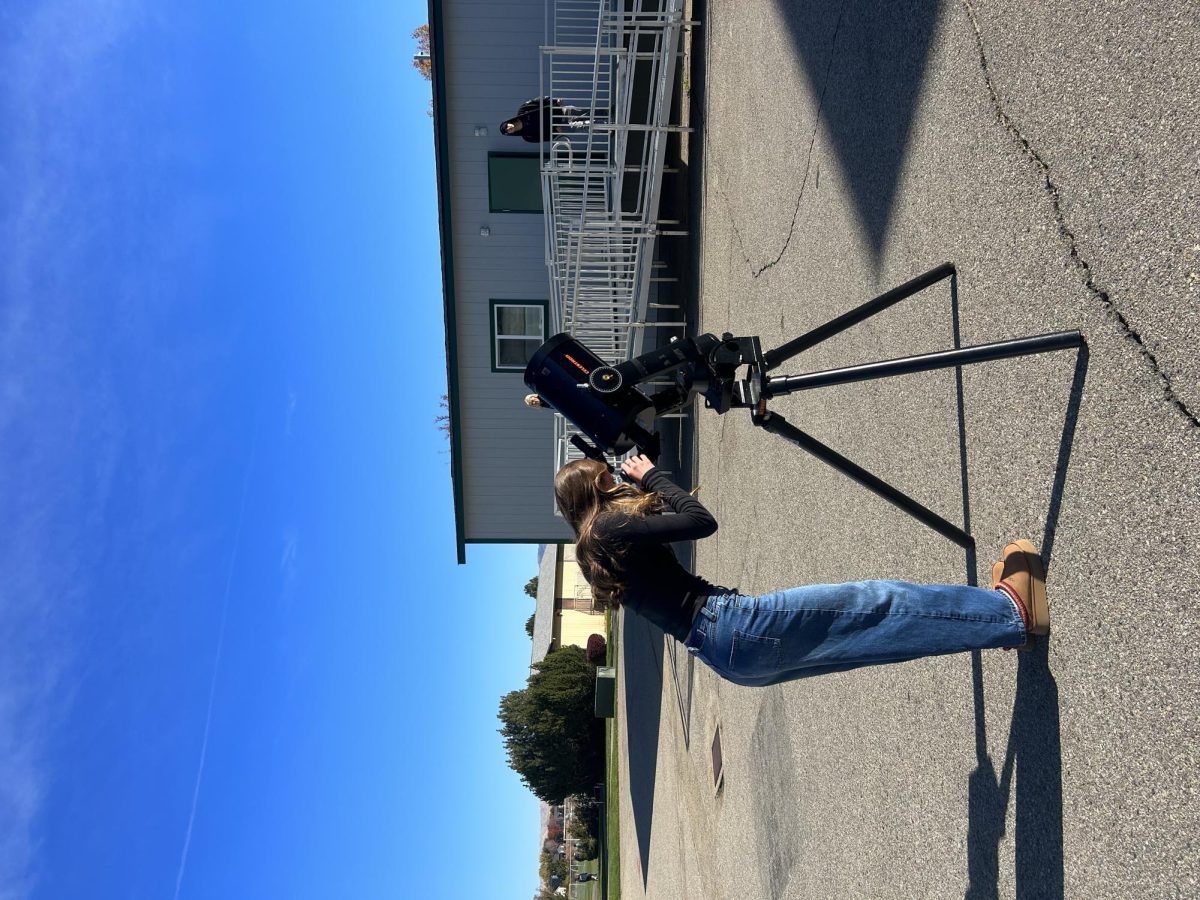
(615, 126, 704, 882)
(952, 286, 1080, 900)
(621, 610, 666, 892)
(951, 274, 1090, 574)
(772, 0, 941, 257)
(965, 647, 1065, 900)
(1041, 346, 1090, 574)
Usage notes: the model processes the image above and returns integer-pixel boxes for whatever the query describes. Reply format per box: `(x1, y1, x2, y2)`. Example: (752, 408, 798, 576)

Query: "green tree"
(524, 575, 539, 598)
(498, 646, 604, 803)
(525, 612, 536, 638)
(539, 847, 567, 883)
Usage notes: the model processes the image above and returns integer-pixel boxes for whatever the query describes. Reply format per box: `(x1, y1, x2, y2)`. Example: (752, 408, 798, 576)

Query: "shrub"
(571, 802, 600, 838)
(585, 633, 607, 665)
(498, 645, 604, 803)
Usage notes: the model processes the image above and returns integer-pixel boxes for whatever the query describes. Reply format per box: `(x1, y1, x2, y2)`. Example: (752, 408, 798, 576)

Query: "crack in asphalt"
(962, 0, 1199, 429)
(714, 0, 848, 280)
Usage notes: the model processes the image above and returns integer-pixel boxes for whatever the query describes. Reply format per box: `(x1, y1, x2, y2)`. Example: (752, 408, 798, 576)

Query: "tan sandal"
(995, 539, 1049, 636)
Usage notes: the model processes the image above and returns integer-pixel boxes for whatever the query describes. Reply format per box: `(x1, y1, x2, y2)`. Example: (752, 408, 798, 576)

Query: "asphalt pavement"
(616, 1, 1200, 898)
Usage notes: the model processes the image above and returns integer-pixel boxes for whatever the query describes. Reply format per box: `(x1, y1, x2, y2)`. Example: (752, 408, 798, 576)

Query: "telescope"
(526, 263, 1085, 548)
(523, 331, 718, 462)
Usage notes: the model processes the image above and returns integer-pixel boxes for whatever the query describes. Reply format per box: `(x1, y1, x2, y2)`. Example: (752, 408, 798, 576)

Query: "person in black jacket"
(553, 456, 1049, 685)
(500, 96, 590, 142)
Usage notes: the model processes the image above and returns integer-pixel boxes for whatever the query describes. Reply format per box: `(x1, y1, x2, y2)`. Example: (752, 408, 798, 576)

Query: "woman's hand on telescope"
(620, 454, 656, 484)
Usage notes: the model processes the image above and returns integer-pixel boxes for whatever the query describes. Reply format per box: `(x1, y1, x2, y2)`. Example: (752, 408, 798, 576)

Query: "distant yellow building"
(532, 543, 606, 664)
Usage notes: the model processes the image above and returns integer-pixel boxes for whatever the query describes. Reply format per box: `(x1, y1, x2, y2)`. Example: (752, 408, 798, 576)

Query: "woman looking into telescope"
(553, 455, 1048, 685)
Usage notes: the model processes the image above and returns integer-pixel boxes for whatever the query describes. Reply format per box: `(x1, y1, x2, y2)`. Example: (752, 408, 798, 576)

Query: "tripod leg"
(763, 262, 956, 371)
(755, 410, 974, 548)
(765, 331, 1085, 395)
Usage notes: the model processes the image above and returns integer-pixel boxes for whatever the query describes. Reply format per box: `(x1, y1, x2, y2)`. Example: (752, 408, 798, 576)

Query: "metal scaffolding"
(539, 0, 693, 469)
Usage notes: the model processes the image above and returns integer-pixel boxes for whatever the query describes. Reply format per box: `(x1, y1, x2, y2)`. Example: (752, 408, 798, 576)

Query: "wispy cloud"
(280, 387, 301, 610)
(284, 388, 299, 436)
(171, 421, 259, 900)
(279, 531, 299, 578)
(0, 679, 52, 900)
(0, 1, 147, 896)
(279, 526, 301, 614)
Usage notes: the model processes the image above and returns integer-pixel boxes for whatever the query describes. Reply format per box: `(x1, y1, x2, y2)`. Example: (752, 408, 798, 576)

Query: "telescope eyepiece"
(588, 366, 623, 394)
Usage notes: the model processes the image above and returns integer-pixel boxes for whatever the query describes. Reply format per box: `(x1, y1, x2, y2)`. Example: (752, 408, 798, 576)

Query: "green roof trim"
(465, 538, 569, 546)
(427, 0, 467, 564)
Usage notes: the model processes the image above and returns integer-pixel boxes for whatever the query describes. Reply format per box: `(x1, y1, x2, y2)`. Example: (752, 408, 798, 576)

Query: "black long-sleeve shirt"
(593, 468, 720, 641)
(509, 97, 558, 142)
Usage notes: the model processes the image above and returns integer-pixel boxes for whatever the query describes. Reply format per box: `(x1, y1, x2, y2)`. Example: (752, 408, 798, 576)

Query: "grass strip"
(604, 610, 621, 900)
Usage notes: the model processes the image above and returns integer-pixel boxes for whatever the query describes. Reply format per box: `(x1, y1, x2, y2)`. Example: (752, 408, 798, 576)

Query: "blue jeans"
(685, 581, 1026, 686)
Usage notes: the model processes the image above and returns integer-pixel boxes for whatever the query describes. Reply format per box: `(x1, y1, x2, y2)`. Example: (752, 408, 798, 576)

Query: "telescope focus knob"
(588, 366, 623, 394)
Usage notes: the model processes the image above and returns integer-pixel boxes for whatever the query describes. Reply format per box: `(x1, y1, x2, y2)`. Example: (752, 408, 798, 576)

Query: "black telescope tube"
(524, 333, 655, 455)
(614, 339, 700, 385)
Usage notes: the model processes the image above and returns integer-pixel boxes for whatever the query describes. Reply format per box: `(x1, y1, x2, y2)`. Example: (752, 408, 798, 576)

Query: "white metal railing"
(540, 0, 693, 473)
(553, 414, 639, 478)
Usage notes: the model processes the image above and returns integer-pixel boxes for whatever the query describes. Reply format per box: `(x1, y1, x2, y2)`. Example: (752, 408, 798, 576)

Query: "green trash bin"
(594, 666, 616, 718)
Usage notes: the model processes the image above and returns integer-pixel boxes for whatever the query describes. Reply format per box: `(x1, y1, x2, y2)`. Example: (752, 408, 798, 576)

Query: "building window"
(490, 300, 548, 371)
(488, 153, 542, 213)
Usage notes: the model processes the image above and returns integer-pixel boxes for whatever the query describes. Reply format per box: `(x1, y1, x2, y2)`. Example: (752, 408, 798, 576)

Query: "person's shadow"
(954, 284, 1085, 898)
(964, 647, 1065, 899)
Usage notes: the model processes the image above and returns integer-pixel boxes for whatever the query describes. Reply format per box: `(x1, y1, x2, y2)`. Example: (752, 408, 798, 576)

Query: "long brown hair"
(553, 459, 661, 606)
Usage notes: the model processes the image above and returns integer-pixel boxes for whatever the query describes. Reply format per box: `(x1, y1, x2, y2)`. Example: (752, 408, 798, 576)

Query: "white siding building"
(430, 0, 689, 561)
(429, 0, 575, 562)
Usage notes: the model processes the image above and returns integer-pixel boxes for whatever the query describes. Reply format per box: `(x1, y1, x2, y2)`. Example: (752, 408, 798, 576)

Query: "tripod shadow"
(951, 276, 1084, 898)
(1040, 346, 1089, 574)
(950, 275, 1090, 574)
(772, 0, 941, 257)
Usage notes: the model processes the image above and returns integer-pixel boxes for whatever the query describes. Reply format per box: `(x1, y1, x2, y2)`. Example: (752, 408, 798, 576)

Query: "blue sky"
(0, 1, 540, 897)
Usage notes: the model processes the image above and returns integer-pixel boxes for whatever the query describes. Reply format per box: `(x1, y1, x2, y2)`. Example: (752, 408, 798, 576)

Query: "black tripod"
(572, 263, 1084, 549)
